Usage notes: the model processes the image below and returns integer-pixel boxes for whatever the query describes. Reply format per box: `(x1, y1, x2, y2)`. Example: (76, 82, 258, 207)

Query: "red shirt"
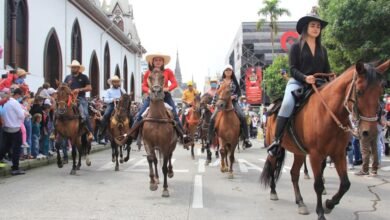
(142, 69, 178, 94)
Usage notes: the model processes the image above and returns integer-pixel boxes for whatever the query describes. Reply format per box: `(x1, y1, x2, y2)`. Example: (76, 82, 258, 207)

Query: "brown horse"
(199, 93, 219, 164)
(108, 94, 132, 171)
(261, 60, 390, 220)
(183, 93, 201, 159)
(54, 83, 91, 175)
(214, 82, 240, 179)
(142, 69, 177, 197)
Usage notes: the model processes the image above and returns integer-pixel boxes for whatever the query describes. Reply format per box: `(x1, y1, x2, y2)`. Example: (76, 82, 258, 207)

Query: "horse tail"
(260, 148, 286, 188)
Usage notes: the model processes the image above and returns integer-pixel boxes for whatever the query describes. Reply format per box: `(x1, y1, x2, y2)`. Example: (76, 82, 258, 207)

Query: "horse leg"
(76, 137, 82, 170)
(303, 156, 310, 179)
(228, 146, 235, 179)
(191, 143, 195, 160)
(124, 138, 131, 162)
(220, 144, 226, 173)
(147, 155, 158, 191)
(321, 159, 327, 195)
(162, 156, 170, 197)
(323, 155, 351, 214)
(206, 143, 212, 165)
(70, 144, 77, 175)
(310, 154, 326, 220)
(168, 153, 174, 178)
(114, 144, 119, 171)
(111, 142, 115, 163)
(84, 136, 91, 166)
(119, 145, 124, 164)
(291, 154, 309, 215)
(153, 157, 159, 184)
(55, 138, 63, 168)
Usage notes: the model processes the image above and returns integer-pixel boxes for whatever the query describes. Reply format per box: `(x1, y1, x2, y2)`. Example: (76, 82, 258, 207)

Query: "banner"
(245, 66, 262, 105)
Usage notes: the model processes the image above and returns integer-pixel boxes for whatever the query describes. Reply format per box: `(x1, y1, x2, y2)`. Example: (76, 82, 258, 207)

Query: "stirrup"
(267, 140, 280, 157)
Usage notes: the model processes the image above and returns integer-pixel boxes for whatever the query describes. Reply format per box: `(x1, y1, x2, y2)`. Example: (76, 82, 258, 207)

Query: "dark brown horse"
(199, 93, 219, 165)
(183, 93, 201, 159)
(142, 69, 177, 197)
(108, 94, 132, 171)
(54, 83, 92, 175)
(262, 60, 390, 220)
(214, 82, 240, 179)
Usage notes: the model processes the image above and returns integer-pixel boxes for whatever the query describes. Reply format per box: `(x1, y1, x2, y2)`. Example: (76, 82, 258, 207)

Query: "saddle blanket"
(141, 102, 172, 118)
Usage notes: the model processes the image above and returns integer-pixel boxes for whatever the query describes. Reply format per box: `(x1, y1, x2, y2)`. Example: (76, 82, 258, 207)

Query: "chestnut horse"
(54, 83, 91, 175)
(261, 60, 390, 220)
(142, 69, 177, 197)
(214, 82, 240, 179)
(183, 93, 201, 159)
(108, 94, 132, 171)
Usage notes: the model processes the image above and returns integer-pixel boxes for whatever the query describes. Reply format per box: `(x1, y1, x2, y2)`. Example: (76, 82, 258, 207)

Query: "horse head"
(148, 69, 165, 101)
(216, 82, 232, 110)
(200, 93, 212, 116)
(116, 94, 131, 120)
(56, 83, 73, 115)
(348, 60, 390, 140)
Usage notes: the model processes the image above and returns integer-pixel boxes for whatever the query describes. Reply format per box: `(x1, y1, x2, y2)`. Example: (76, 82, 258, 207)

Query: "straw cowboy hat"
(107, 75, 123, 85)
(67, 60, 85, 72)
(296, 13, 328, 35)
(187, 81, 193, 86)
(145, 52, 171, 66)
(17, 68, 30, 77)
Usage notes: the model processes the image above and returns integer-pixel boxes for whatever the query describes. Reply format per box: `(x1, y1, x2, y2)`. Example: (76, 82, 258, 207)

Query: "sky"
(110, 0, 318, 90)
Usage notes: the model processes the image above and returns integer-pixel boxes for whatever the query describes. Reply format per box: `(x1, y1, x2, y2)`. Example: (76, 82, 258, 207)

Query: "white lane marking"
(210, 159, 220, 167)
(125, 158, 147, 171)
(258, 158, 266, 162)
(192, 175, 203, 208)
(238, 159, 263, 172)
(380, 166, 390, 171)
(238, 159, 248, 173)
(97, 158, 135, 171)
(381, 159, 390, 162)
(198, 159, 205, 173)
(128, 169, 189, 173)
(197, 148, 202, 156)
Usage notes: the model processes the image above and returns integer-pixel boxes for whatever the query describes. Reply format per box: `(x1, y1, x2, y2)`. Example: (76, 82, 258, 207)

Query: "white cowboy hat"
(210, 76, 218, 82)
(47, 88, 57, 95)
(145, 52, 171, 66)
(107, 75, 123, 85)
(67, 60, 85, 72)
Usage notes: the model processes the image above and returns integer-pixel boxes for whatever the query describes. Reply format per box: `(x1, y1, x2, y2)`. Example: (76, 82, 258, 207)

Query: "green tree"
(319, 0, 390, 73)
(263, 55, 289, 101)
(256, 0, 290, 57)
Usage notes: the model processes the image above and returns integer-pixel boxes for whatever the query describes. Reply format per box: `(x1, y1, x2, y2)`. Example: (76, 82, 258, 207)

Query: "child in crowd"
(31, 113, 42, 159)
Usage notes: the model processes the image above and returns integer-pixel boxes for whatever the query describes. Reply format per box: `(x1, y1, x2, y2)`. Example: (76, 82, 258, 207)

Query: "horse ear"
(375, 60, 390, 74)
(355, 60, 366, 75)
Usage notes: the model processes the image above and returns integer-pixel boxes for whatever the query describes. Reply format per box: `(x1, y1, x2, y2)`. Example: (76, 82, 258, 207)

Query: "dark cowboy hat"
(296, 13, 328, 34)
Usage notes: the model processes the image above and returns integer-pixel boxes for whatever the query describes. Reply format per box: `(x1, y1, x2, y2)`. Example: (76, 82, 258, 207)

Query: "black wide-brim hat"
(296, 14, 328, 34)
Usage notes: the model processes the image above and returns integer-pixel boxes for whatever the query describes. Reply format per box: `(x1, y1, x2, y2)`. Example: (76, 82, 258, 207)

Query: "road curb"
(0, 144, 110, 177)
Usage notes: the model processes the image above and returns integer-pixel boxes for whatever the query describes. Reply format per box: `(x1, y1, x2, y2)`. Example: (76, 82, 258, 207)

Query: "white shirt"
(103, 87, 126, 104)
(2, 97, 25, 128)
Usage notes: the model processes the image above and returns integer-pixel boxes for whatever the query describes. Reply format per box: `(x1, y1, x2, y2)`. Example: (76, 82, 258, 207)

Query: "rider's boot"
(267, 116, 289, 157)
(240, 120, 252, 148)
(97, 124, 107, 145)
(207, 117, 216, 146)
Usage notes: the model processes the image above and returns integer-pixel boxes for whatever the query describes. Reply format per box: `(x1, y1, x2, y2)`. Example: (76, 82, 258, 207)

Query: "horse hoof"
(318, 215, 327, 220)
(220, 167, 225, 173)
(191, 156, 195, 160)
(112, 158, 115, 163)
(298, 206, 309, 215)
(120, 159, 124, 164)
(150, 184, 158, 191)
(57, 162, 63, 168)
(323, 200, 332, 214)
(86, 160, 91, 166)
(228, 172, 234, 179)
(154, 178, 160, 184)
(162, 190, 170, 197)
(115, 166, 119, 171)
(76, 166, 81, 170)
(205, 160, 211, 166)
(270, 193, 279, 201)
(322, 188, 327, 195)
(70, 170, 76, 175)
(124, 157, 129, 162)
(304, 174, 310, 179)
(168, 172, 174, 178)
(224, 167, 229, 172)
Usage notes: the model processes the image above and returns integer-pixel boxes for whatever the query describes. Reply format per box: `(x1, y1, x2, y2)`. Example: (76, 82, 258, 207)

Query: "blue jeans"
(347, 140, 354, 165)
(133, 92, 181, 127)
(352, 137, 362, 162)
(278, 78, 304, 118)
(24, 118, 32, 148)
(78, 96, 92, 132)
(101, 103, 115, 127)
(31, 134, 40, 157)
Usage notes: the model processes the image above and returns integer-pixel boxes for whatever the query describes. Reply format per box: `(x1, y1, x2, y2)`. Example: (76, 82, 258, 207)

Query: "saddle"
(268, 79, 329, 154)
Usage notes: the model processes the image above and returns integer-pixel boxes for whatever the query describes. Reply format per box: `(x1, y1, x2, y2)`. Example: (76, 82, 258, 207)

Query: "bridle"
(312, 71, 379, 134)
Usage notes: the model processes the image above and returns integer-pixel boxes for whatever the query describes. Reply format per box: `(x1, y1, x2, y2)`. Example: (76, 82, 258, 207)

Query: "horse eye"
(356, 90, 364, 96)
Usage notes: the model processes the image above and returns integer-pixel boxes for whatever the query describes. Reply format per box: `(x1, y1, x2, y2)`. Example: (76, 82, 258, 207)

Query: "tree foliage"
(319, 0, 390, 74)
(263, 55, 289, 101)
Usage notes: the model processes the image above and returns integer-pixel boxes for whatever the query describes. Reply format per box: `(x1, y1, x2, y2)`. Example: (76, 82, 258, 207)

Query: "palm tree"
(256, 0, 290, 58)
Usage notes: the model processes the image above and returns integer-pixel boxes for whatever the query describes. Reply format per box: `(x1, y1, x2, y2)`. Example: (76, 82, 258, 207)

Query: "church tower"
(174, 50, 183, 89)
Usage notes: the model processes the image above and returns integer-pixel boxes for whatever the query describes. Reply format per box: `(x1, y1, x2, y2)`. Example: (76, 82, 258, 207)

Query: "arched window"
(130, 73, 135, 101)
(71, 19, 82, 63)
(89, 51, 100, 98)
(104, 42, 110, 89)
(123, 57, 128, 92)
(44, 28, 62, 88)
(115, 64, 120, 78)
(5, 0, 29, 69)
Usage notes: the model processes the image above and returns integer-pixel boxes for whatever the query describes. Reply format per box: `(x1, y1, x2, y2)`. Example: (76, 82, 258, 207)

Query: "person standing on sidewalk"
(0, 88, 27, 175)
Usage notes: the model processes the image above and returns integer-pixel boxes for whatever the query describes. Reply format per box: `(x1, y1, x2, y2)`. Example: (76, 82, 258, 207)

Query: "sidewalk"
(0, 143, 110, 177)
